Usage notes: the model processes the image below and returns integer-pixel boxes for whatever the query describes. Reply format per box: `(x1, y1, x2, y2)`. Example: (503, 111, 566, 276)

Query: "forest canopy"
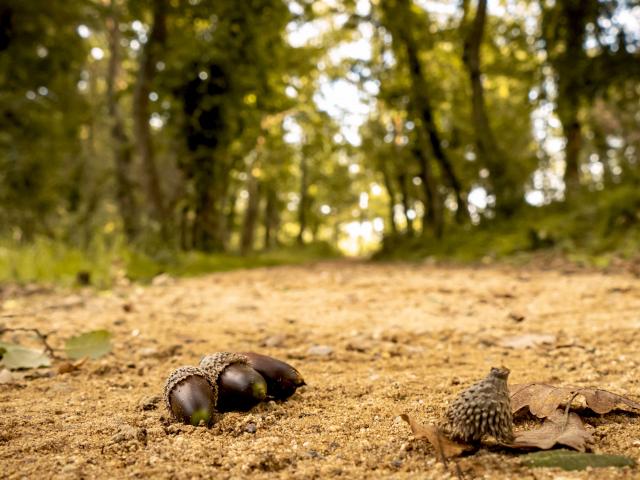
(1, 0, 639, 275)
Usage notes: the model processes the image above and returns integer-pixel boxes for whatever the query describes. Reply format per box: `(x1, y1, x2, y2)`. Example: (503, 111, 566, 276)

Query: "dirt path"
(1, 261, 640, 479)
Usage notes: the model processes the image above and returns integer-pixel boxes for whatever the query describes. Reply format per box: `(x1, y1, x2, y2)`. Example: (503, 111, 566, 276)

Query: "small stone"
(139, 394, 162, 411)
(245, 422, 257, 434)
(261, 334, 286, 348)
(0, 369, 14, 384)
(307, 345, 333, 357)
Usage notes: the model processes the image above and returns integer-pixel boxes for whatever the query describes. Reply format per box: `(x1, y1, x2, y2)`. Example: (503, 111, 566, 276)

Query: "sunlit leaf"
(0, 341, 51, 370)
(65, 330, 112, 360)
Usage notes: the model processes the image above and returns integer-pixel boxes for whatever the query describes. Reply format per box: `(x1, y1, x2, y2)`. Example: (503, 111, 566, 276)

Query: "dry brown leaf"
(510, 383, 640, 418)
(400, 414, 474, 461)
(508, 409, 595, 452)
(56, 357, 88, 375)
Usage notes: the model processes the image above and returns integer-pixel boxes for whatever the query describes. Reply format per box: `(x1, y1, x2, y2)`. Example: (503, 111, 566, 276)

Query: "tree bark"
(412, 137, 442, 237)
(133, 0, 168, 239)
(106, 1, 138, 241)
(263, 185, 280, 249)
(240, 168, 260, 254)
(380, 162, 398, 236)
(297, 153, 309, 245)
(397, 172, 414, 236)
(462, 0, 520, 216)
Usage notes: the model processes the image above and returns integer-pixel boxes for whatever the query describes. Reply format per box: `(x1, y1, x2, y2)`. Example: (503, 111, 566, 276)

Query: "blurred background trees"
(1, 0, 639, 280)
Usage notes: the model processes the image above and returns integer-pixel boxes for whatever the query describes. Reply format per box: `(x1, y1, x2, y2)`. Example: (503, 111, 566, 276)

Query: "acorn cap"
(199, 352, 249, 385)
(441, 366, 514, 443)
(163, 366, 217, 413)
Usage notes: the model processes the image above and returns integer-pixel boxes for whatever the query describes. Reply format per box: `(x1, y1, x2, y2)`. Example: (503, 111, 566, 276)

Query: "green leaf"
(0, 341, 51, 370)
(65, 330, 112, 360)
(522, 450, 636, 471)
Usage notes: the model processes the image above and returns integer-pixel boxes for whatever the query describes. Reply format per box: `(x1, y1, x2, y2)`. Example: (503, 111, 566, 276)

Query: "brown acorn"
(200, 352, 267, 412)
(440, 366, 514, 444)
(241, 351, 305, 400)
(163, 366, 217, 426)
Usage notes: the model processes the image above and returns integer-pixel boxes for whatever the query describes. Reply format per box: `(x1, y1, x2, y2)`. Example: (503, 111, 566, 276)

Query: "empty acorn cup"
(242, 351, 305, 400)
(200, 352, 267, 412)
(163, 366, 217, 426)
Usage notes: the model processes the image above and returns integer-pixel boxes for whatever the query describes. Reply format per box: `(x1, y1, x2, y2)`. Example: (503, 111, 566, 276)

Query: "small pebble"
(0, 369, 14, 384)
(307, 345, 333, 357)
(245, 422, 257, 434)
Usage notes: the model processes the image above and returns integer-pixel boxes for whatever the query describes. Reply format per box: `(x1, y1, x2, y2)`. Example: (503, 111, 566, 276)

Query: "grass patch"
(0, 238, 340, 288)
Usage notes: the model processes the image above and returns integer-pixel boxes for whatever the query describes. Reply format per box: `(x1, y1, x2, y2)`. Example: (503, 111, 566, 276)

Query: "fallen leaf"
(0, 341, 51, 370)
(522, 449, 636, 471)
(400, 414, 474, 461)
(508, 409, 594, 452)
(510, 383, 640, 418)
(57, 357, 88, 374)
(65, 330, 112, 360)
(499, 333, 556, 349)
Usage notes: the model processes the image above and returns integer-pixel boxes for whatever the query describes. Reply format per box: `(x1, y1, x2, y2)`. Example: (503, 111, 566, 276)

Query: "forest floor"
(1, 259, 640, 479)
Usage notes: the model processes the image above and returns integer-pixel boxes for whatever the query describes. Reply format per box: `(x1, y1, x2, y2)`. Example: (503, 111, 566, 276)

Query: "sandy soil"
(1, 260, 640, 479)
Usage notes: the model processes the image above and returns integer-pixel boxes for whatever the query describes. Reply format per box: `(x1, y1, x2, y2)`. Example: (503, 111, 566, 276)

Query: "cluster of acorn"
(163, 352, 305, 426)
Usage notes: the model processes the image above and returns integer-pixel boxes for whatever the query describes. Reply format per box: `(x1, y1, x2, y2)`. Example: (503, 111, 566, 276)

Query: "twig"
(453, 459, 465, 480)
(562, 391, 582, 431)
(0, 327, 63, 360)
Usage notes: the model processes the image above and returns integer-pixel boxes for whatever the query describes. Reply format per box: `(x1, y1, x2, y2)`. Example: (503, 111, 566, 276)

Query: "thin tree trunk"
(412, 138, 442, 237)
(225, 190, 237, 248)
(297, 154, 309, 245)
(397, 172, 414, 236)
(560, 100, 582, 192)
(462, 0, 520, 216)
(263, 185, 279, 249)
(380, 163, 398, 236)
(240, 169, 260, 254)
(133, 0, 168, 240)
(106, 1, 138, 241)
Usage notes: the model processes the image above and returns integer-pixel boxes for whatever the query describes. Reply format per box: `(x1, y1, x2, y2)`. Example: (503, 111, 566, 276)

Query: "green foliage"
(522, 450, 636, 471)
(376, 185, 640, 263)
(0, 236, 340, 286)
(65, 330, 112, 360)
(0, 341, 52, 370)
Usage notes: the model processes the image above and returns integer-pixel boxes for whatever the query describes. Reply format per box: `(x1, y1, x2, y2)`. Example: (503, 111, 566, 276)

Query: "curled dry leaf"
(400, 414, 474, 462)
(510, 383, 640, 418)
(508, 409, 595, 452)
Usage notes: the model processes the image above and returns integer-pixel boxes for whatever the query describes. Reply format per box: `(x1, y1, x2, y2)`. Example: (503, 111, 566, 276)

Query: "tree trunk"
(263, 185, 280, 249)
(462, 0, 521, 216)
(384, 0, 467, 222)
(397, 172, 414, 236)
(106, 2, 138, 241)
(191, 156, 226, 251)
(133, 0, 168, 240)
(412, 138, 442, 237)
(240, 169, 260, 254)
(380, 163, 398, 236)
(297, 154, 309, 245)
(559, 99, 582, 193)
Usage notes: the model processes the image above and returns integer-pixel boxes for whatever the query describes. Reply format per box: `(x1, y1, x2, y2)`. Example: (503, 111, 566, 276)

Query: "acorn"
(200, 352, 267, 412)
(163, 366, 217, 426)
(241, 351, 305, 400)
(440, 366, 514, 444)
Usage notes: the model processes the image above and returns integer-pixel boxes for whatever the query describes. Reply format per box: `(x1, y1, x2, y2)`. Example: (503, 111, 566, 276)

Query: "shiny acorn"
(200, 352, 267, 412)
(163, 366, 217, 426)
(241, 351, 305, 400)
